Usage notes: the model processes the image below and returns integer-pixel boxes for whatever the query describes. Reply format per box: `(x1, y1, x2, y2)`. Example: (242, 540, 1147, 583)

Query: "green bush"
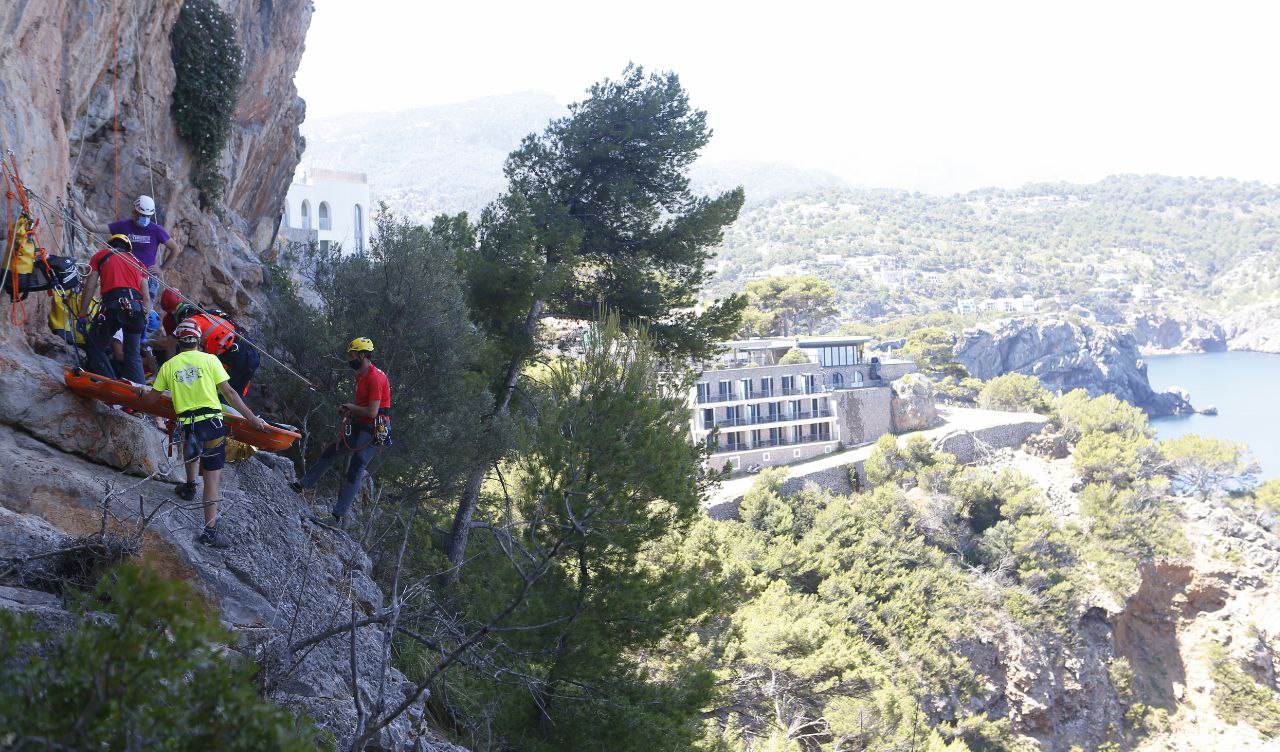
(1209, 645, 1280, 737)
(978, 373, 1054, 414)
(0, 562, 319, 750)
(170, 0, 245, 208)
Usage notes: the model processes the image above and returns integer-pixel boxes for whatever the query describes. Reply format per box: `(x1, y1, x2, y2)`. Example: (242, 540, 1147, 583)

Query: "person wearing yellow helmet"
(291, 336, 392, 526)
(78, 234, 151, 384)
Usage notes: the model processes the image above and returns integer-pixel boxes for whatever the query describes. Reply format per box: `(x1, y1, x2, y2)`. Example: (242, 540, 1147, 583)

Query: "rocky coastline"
(955, 317, 1195, 417)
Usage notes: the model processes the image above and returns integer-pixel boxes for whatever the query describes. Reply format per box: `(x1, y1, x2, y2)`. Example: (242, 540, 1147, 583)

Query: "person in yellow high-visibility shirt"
(135, 319, 269, 548)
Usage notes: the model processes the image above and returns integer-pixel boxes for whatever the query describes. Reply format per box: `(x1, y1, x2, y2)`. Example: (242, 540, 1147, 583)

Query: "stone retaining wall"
(709, 414, 1050, 520)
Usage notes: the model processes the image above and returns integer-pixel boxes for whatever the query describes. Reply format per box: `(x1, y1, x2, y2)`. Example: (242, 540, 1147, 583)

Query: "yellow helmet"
(107, 233, 132, 251)
(347, 337, 374, 353)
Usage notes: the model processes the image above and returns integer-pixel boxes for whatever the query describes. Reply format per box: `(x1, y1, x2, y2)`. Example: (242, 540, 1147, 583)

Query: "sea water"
(1147, 351, 1280, 480)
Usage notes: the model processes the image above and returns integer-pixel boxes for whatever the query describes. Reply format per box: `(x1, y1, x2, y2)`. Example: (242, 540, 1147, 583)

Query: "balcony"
(710, 409, 834, 429)
(711, 432, 835, 454)
(696, 385, 831, 404)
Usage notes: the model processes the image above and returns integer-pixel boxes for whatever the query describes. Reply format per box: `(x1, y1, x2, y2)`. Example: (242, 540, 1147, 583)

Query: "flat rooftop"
(795, 336, 874, 347)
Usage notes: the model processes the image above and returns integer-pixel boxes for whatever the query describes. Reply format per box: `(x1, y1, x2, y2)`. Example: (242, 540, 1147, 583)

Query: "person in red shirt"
(78, 234, 151, 384)
(291, 337, 391, 526)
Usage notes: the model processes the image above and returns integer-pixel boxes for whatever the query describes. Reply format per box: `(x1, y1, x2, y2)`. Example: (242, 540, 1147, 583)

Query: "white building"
(283, 168, 371, 254)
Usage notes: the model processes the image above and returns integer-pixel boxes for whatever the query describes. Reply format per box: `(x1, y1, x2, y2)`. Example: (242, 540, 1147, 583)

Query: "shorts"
(182, 417, 226, 471)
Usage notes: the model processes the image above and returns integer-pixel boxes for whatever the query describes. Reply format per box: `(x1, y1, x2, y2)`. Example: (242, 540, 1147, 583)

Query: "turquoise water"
(1146, 351, 1280, 480)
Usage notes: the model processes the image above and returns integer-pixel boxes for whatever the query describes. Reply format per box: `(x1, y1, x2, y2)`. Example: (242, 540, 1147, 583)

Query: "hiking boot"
(196, 524, 231, 549)
(175, 482, 197, 501)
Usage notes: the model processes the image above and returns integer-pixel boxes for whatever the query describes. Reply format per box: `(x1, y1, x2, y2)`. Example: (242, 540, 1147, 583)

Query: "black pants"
(87, 290, 145, 384)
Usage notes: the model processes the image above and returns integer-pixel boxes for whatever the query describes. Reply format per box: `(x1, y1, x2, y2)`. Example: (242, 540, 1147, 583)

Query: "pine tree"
(447, 64, 746, 578)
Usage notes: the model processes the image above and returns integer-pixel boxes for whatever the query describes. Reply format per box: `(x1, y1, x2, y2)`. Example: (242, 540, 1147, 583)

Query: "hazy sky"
(295, 0, 1280, 194)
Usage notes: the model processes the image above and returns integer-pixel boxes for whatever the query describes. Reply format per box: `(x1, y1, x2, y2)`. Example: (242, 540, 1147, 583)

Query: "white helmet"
(133, 195, 156, 216)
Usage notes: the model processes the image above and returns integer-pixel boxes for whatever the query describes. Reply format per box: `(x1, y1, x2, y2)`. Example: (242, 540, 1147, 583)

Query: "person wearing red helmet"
(136, 319, 270, 548)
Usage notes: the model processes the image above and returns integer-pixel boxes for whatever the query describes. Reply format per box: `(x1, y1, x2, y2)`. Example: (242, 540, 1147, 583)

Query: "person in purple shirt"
(76, 195, 184, 294)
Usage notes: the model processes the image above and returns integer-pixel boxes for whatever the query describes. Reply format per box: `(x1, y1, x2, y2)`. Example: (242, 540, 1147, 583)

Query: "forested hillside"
(708, 176, 1280, 321)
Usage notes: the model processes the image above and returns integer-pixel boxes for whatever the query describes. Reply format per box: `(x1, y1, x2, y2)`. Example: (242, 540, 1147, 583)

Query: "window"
(730, 457, 741, 470)
(760, 377, 773, 396)
(824, 446, 834, 454)
(300, 200, 311, 230)
(781, 375, 795, 394)
(817, 345, 858, 367)
(702, 408, 714, 430)
(853, 370, 865, 386)
(804, 374, 817, 393)
(738, 378, 753, 400)
(831, 372, 844, 388)
(762, 453, 771, 462)
(793, 449, 802, 458)
(718, 380, 732, 400)
(318, 201, 331, 230)
(353, 204, 364, 252)
(696, 382, 710, 403)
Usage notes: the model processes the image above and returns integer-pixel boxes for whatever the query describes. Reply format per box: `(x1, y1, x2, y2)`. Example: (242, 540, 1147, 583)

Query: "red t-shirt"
(354, 364, 391, 426)
(90, 248, 145, 294)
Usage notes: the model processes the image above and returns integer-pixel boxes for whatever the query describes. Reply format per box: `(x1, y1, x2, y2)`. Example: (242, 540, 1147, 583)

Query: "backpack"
(48, 291, 99, 346)
(0, 215, 78, 298)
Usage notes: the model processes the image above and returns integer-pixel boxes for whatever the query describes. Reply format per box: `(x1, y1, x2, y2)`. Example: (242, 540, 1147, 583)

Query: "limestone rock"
(954, 317, 1195, 416)
(0, 343, 173, 478)
(1130, 311, 1227, 354)
(890, 372, 938, 432)
(1222, 301, 1280, 354)
(0, 0, 310, 328)
(0, 420, 464, 750)
(1024, 428, 1070, 459)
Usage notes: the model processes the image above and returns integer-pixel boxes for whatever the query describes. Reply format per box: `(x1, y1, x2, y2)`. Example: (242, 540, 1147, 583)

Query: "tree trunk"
(442, 298, 544, 585)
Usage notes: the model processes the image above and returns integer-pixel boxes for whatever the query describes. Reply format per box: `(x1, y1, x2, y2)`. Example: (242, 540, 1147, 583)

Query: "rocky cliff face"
(0, 4, 465, 749)
(1129, 311, 1228, 355)
(961, 448, 1280, 751)
(1223, 301, 1280, 354)
(955, 318, 1194, 416)
(0, 0, 306, 319)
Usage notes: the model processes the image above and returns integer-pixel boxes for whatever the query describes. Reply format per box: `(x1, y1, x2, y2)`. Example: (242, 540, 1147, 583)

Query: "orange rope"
(111, 0, 120, 218)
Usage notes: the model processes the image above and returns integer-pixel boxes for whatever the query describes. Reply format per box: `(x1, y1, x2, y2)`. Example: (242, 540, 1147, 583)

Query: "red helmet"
(159, 288, 182, 313)
(174, 319, 203, 344)
(191, 314, 236, 355)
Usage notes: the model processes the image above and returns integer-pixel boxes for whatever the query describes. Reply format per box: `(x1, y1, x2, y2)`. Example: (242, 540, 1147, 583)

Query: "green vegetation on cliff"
(0, 563, 320, 750)
(708, 175, 1280, 320)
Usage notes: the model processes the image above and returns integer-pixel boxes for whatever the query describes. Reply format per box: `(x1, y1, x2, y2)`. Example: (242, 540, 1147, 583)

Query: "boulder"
(890, 372, 939, 432)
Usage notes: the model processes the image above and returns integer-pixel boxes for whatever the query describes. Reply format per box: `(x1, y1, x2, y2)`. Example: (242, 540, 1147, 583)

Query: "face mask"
(347, 358, 362, 370)
(136, 216, 151, 227)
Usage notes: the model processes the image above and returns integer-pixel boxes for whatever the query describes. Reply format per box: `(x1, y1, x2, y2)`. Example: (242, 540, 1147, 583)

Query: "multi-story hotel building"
(690, 336, 916, 470)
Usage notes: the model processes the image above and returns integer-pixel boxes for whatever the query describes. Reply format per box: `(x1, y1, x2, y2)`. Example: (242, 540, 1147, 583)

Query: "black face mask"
(347, 358, 362, 370)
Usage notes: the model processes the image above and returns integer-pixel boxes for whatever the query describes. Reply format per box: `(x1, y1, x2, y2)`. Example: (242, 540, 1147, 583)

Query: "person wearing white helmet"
(74, 194, 184, 283)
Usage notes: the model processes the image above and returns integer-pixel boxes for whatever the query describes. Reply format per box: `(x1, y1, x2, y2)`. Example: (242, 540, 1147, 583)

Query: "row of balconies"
(701, 409, 834, 430)
(696, 385, 831, 404)
(712, 432, 834, 454)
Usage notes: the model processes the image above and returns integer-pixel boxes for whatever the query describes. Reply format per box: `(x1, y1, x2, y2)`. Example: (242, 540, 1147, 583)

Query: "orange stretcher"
(63, 367, 302, 452)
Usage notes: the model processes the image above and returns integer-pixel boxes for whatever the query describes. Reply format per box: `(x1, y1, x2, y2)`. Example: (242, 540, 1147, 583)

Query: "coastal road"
(703, 406, 1048, 511)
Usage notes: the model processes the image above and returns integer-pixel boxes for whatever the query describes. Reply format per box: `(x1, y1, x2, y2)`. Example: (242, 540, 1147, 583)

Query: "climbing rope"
(111, 0, 120, 218)
(23, 181, 321, 393)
